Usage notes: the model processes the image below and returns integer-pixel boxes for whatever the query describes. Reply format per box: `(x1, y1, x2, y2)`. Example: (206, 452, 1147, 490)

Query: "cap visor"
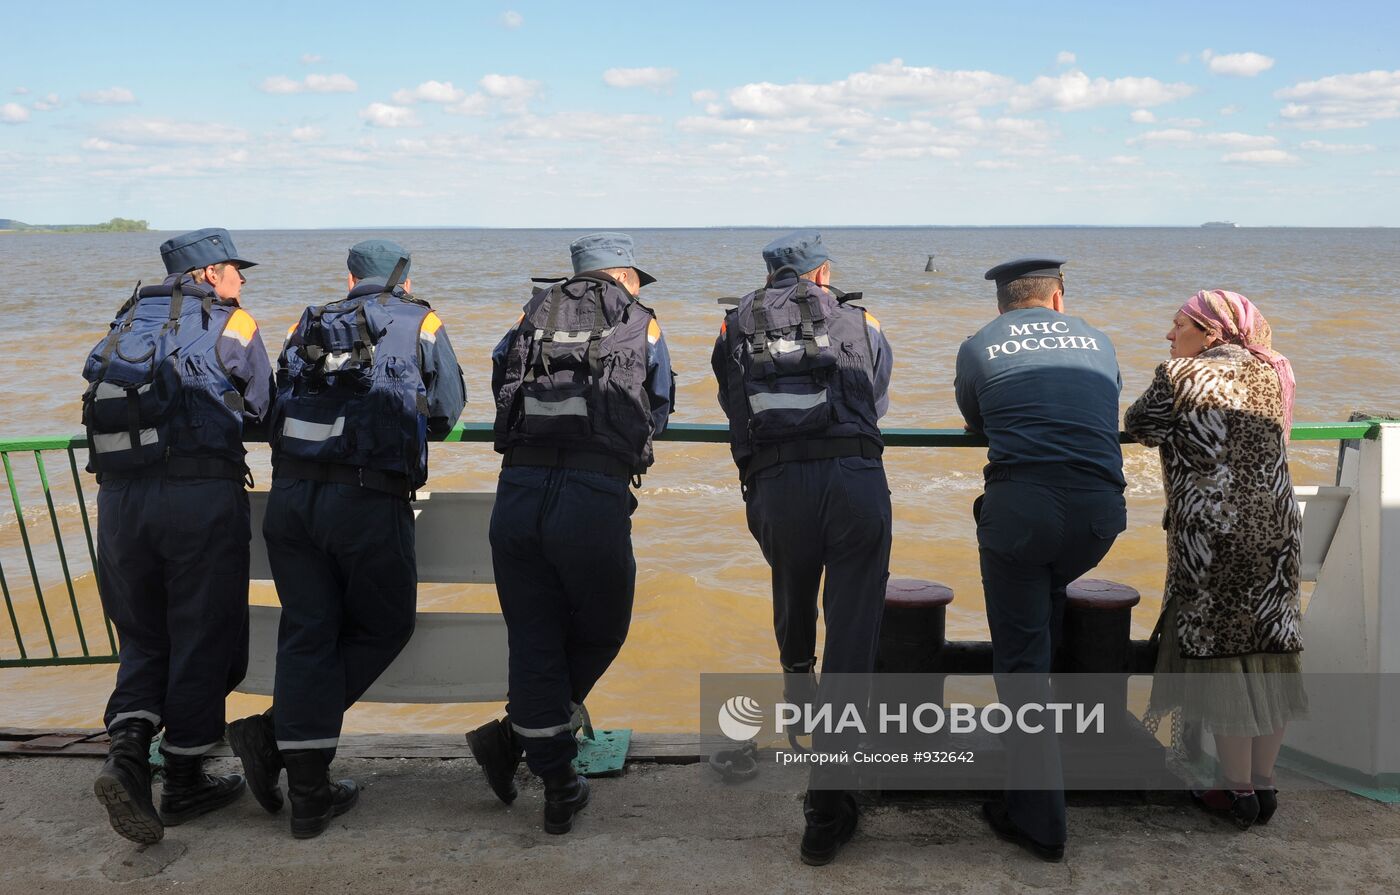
(231, 258, 258, 269)
(635, 267, 657, 286)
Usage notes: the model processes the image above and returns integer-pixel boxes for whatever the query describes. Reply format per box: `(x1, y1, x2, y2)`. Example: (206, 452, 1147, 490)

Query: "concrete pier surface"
(4, 756, 1400, 894)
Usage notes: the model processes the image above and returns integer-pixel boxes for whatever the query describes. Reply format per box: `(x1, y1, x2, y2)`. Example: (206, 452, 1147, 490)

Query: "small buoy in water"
(924, 254, 937, 272)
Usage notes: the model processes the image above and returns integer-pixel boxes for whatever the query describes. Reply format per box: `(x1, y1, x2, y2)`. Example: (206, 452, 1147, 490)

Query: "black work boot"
(283, 749, 359, 840)
(158, 751, 246, 825)
(93, 718, 163, 844)
(800, 790, 859, 866)
(542, 766, 590, 835)
(228, 710, 285, 813)
(466, 717, 523, 805)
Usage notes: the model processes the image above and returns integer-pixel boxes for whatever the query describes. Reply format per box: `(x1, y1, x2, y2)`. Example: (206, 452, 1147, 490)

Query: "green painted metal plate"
(573, 728, 630, 777)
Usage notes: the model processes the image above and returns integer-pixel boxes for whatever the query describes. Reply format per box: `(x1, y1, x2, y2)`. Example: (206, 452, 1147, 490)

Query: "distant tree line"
(0, 217, 149, 232)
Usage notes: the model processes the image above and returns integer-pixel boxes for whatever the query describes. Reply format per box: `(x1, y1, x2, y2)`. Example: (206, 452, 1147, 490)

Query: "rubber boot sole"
(543, 778, 591, 835)
(290, 787, 360, 840)
(94, 772, 164, 845)
(227, 721, 285, 814)
(159, 779, 246, 826)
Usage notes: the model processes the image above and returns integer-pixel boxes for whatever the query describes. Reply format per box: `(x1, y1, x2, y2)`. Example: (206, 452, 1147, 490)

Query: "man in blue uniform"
(85, 228, 273, 844)
(467, 232, 673, 835)
(711, 230, 894, 866)
(227, 239, 465, 839)
(954, 257, 1127, 862)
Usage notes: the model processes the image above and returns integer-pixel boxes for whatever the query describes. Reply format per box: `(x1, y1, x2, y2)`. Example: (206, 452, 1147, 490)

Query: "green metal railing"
(0, 420, 1384, 669)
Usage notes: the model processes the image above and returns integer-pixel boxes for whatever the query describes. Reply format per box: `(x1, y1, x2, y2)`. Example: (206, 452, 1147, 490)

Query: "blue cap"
(762, 230, 831, 275)
(570, 232, 656, 286)
(159, 228, 256, 275)
(984, 257, 1067, 287)
(348, 239, 411, 281)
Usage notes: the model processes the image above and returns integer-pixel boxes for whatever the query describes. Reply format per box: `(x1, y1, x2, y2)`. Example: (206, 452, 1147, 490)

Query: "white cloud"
(259, 73, 358, 94)
(300, 53, 323, 64)
(1130, 109, 1156, 123)
(11, 87, 29, 95)
(1009, 71, 1195, 111)
(31, 93, 61, 111)
(359, 103, 420, 128)
(974, 160, 1018, 170)
(1223, 149, 1300, 165)
(603, 67, 678, 91)
(1202, 50, 1275, 77)
(1275, 70, 1400, 129)
(1128, 129, 1276, 149)
(479, 74, 541, 112)
(501, 112, 660, 142)
(692, 89, 718, 103)
(1057, 51, 1076, 65)
(445, 94, 491, 116)
(392, 80, 467, 104)
(1299, 139, 1376, 153)
(725, 59, 1013, 118)
(501, 10, 523, 28)
(291, 126, 323, 142)
(81, 137, 136, 152)
(1167, 117, 1206, 128)
(99, 118, 249, 145)
(677, 116, 813, 137)
(1, 103, 31, 124)
(1108, 154, 1144, 165)
(1219, 105, 1240, 116)
(80, 87, 135, 105)
(480, 74, 540, 101)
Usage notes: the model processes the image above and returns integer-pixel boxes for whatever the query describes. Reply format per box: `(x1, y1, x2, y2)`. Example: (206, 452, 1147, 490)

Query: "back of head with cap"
(570, 232, 656, 295)
(160, 227, 257, 276)
(984, 257, 1066, 312)
(761, 229, 831, 277)
(348, 238, 411, 283)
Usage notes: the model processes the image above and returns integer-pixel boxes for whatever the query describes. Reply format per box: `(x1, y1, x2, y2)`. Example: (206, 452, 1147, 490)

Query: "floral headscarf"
(1180, 289, 1296, 440)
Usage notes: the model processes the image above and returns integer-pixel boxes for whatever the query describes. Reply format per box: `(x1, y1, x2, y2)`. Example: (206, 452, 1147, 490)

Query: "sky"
(2, 0, 1398, 228)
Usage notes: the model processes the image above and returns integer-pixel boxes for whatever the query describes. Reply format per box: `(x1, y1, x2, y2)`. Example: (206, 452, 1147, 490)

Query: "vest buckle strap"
(742, 436, 883, 483)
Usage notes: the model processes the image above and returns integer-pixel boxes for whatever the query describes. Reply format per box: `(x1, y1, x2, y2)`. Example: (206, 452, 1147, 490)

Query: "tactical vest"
(270, 278, 434, 489)
(719, 278, 882, 468)
(493, 275, 658, 473)
(81, 278, 249, 479)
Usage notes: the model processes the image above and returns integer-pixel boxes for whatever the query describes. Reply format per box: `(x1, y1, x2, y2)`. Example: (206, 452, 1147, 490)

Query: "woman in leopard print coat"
(1124, 289, 1305, 828)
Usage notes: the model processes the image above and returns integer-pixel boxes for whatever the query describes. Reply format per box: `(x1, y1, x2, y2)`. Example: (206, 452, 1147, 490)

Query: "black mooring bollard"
(1057, 578, 1140, 733)
(875, 579, 955, 739)
(876, 578, 954, 674)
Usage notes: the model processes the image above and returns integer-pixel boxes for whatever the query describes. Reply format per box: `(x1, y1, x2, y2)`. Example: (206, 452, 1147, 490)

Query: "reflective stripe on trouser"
(744, 455, 892, 785)
(97, 477, 251, 752)
(491, 466, 636, 775)
(264, 479, 417, 762)
(976, 480, 1126, 848)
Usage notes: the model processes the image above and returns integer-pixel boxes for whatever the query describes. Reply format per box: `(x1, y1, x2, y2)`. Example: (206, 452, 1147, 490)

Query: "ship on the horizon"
(1201, 221, 1237, 229)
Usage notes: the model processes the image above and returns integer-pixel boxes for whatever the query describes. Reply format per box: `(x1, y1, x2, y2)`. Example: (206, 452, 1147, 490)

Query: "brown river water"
(0, 227, 1396, 734)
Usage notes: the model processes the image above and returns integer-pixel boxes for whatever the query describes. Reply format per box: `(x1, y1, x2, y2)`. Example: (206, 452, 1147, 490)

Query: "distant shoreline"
(3, 223, 1392, 233)
(0, 217, 148, 234)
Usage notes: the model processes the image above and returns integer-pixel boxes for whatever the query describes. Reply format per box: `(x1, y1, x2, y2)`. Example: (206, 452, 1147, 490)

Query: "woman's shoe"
(1252, 775, 1278, 824)
(1192, 786, 1260, 830)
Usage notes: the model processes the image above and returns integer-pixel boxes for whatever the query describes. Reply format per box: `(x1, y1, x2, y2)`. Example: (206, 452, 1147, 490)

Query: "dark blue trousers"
(746, 456, 892, 793)
(97, 476, 251, 754)
(744, 456, 892, 676)
(490, 466, 636, 775)
(262, 479, 417, 759)
(976, 479, 1126, 847)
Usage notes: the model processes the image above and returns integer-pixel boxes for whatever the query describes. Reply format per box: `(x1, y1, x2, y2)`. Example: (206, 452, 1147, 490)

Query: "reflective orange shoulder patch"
(421, 311, 444, 335)
(647, 318, 661, 343)
(222, 309, 258, 346)
(863, 310, 881, 331)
